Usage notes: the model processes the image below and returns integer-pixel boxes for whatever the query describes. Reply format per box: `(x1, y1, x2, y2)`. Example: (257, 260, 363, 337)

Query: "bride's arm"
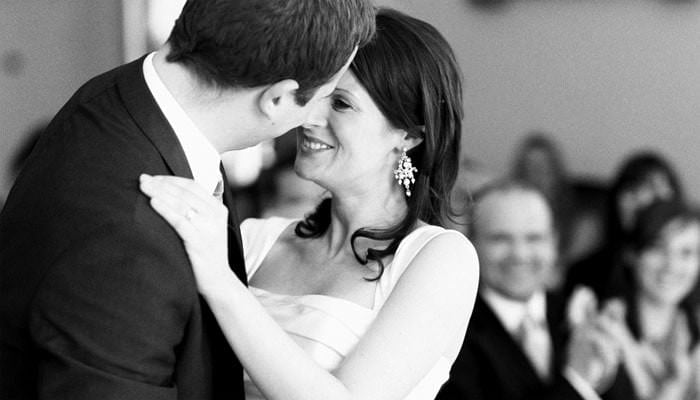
(140, 174, 479, 400)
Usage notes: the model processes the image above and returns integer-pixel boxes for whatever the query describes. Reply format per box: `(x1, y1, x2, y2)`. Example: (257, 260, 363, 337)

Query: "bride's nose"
(302, 98, 330, 129)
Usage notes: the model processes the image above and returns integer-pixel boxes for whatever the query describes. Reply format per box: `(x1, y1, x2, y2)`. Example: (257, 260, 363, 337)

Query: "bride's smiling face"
(294, 70, 405, 194)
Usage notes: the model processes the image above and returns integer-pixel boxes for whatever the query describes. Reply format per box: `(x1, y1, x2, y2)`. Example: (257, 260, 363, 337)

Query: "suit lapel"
(546, 291, 571, 370)
(114, 56, 245, 398)
(115, 56, 193, 180)
(116, 57, 247, 284)
(472, 296, 544, 387)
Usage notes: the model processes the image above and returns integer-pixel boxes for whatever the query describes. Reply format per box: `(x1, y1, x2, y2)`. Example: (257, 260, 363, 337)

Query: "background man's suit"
(0, 56, 246, 399)
(437, 294, 590, 400)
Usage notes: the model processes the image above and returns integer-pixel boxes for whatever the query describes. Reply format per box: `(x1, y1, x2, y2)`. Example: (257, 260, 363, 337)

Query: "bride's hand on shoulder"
(139, 174, 231, 292)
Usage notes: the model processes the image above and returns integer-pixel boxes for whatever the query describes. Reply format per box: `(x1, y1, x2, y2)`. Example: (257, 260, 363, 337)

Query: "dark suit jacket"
(0, 57, 246, 400)
(436, 293, 588, 400)
(437, 292, 636, 400)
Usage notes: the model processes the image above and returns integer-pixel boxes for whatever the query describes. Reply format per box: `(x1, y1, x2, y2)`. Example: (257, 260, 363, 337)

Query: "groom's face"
(267, 47, 358, 139)
(210, 48, 357, 152)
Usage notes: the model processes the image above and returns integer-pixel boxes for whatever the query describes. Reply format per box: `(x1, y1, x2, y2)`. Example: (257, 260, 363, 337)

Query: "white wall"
(0, 0, 122, 201)
(2, 1, 700, 203)
(376, 0, 700, 202)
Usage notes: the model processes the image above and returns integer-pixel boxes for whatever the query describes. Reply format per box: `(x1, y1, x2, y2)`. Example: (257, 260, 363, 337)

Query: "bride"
(140, 8, 478, 400)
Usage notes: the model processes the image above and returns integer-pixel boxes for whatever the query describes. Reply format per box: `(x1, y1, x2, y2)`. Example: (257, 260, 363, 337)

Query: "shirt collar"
(142, 52, 222, 195)
(482, 288, 547, 336)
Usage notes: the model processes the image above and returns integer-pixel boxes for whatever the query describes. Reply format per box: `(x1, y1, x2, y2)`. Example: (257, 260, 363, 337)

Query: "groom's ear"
(258, 79, 301, 121)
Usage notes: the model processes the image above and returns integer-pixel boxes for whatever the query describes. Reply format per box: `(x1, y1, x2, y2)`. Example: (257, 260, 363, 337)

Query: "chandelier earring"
(394, 148, 418, 197)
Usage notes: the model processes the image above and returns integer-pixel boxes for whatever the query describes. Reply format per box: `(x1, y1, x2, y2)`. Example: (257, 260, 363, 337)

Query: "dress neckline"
(246, 219, 443, 312)
(249, 285, 378, 313)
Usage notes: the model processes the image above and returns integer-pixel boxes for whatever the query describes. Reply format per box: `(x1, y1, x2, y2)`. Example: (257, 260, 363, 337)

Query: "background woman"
(565, 151, 685, 300)
(610, 200, 700, 400)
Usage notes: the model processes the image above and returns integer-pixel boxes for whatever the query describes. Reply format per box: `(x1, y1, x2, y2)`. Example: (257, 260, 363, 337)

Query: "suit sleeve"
(437, 344, 587, 400)
(436, 344, 490, 400)
(542, 375, 589, 400)
(28, 206, 195, 400)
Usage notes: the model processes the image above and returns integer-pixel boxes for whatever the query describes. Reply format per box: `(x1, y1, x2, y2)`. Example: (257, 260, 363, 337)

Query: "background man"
(437, 179, 624, 400)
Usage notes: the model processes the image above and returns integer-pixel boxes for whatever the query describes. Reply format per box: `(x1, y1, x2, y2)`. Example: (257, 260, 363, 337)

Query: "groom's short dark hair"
(166, 0, 376, 104)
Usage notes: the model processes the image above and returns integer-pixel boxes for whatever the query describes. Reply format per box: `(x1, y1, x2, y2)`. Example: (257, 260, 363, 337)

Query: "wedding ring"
(184, 207, 197, 221)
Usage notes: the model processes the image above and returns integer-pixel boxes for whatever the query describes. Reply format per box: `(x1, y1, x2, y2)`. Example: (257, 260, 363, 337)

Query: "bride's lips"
(299, 131, 334, 152)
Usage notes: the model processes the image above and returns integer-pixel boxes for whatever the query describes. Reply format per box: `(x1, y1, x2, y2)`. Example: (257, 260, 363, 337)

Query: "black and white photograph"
(1, 1, 699, 399)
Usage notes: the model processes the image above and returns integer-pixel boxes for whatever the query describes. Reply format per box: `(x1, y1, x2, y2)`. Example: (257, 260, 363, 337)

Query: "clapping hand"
(598, 300, 695, 400)
(652, 315, 695, 400)
(565, 287, 624, 393)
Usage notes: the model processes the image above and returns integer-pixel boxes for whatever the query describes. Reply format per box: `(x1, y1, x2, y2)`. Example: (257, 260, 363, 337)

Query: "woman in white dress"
(139, 8, 479, 400)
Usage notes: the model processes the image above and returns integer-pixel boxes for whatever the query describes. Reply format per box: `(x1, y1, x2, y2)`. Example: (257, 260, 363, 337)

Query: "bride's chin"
(293, 163, 312, 179)
(294, 167, 325, 187)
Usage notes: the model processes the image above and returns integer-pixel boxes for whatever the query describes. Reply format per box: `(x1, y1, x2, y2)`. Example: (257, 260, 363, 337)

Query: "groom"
(0, 1, 374, 399)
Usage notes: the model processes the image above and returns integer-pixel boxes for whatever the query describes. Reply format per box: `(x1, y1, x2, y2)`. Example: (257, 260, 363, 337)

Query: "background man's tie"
(518, 312, 552, 381)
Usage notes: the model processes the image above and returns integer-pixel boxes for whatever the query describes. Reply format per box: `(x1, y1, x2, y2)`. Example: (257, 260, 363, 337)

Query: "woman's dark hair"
(166, 0, 376, 104)
(628, 199, 699, 254)
(295, 8, 464, 280)
(512, 132, 568, 183)
(605, 150, 684, 247)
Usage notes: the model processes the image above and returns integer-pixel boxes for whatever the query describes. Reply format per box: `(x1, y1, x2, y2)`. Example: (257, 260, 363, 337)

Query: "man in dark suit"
(437, 179, 623, 400)
(0, 1, 375, 399)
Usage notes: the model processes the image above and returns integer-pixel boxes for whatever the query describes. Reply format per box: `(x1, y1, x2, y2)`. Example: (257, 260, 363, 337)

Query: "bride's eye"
(331, 96, 352, 112)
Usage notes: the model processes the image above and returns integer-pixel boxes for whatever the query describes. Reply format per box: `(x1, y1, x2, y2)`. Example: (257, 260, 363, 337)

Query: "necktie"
(218, 162, 247, 284)
(518, 312, 552, 381)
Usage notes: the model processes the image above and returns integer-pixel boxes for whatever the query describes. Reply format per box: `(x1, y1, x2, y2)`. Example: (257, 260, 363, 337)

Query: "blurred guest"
(512, 132, 578, 264)
(446, 156, 498, 231)
(437, 180, 623, 400)
(565, 151, 685, 301)
(10, 121, 45, 177)
(220, 141, 276, 220)
(259, 165, 325, 219)
(606, 200, 700, 400)
(0, 121, 45, 211)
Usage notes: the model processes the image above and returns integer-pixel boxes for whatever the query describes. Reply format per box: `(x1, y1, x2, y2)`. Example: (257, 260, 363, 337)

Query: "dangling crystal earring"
(394, 148, 418, 197)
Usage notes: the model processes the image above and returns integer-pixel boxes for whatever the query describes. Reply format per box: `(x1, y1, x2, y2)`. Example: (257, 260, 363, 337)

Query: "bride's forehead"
(335, 71, 370, 98)
(337, 70, 362, 89)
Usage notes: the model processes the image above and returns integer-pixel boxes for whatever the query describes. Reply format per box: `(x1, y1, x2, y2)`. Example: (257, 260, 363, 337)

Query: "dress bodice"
(241, 217, 467, 400)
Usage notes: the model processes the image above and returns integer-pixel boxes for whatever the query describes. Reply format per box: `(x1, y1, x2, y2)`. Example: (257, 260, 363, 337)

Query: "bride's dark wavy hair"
(294, 8, 464, 280)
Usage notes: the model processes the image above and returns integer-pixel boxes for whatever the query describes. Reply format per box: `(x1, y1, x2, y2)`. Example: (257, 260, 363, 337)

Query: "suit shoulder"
(73, 58, 145, 104)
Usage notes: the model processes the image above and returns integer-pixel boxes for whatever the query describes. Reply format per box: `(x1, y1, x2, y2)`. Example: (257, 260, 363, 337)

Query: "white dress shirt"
(482, 288, 602, 400)
(482, 288, 549, 338)
(142, 52, 223, 195)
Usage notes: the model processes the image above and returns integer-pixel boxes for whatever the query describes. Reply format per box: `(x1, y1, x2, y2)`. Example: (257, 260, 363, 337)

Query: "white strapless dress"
(240, 217, 468, 400)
